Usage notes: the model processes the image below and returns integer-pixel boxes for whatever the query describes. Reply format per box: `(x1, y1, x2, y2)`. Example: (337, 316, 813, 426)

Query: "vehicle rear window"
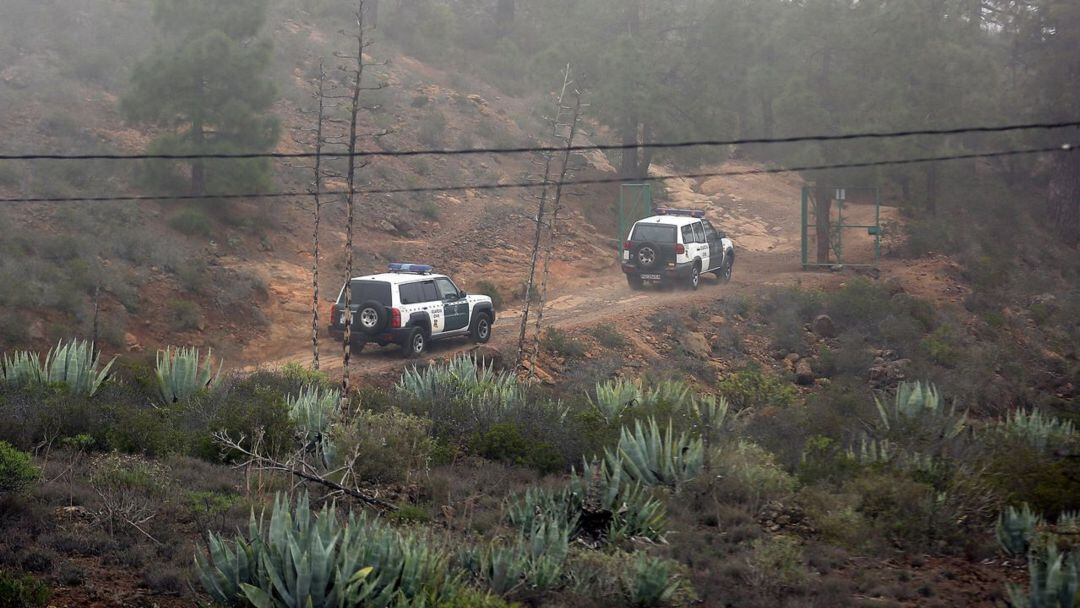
(399, 282, 424, 305)
(630, 224, 676, 243)
(338, 280, 391, 306)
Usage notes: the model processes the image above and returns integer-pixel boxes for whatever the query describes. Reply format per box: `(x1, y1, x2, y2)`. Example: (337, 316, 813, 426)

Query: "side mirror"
(459, 291, 468, 299)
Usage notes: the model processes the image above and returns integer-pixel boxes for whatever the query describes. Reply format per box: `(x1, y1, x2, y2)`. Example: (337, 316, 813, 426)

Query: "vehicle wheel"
(689, 264, 701, 290)
(627, 274, 644, 291)
(356, 300, 389, 335)
(720, 256, 734, 283)
(403, 327, 428, 358)
(470, 313, 492, 343)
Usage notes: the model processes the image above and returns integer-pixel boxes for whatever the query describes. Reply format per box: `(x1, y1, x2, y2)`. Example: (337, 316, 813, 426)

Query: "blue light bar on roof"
(655, 207, 706, 218)
(388, 263, 434, 274)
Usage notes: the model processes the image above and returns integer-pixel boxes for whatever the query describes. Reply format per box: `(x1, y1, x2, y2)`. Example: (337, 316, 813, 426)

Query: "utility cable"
(0, 143, 1072, 204)
(0, 120, 1077, 162)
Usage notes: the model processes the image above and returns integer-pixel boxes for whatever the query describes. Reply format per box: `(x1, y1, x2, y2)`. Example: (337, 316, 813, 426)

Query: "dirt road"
(241, 161, 898, 379)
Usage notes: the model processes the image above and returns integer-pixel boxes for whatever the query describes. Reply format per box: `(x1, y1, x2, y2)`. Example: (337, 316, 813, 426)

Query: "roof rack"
(655, 207, 706, 218)
(388, 263, 434, 274)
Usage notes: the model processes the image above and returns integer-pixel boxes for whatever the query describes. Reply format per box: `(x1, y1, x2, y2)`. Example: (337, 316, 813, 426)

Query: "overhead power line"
(0, 120, 1078, 162)
(0, 143, 1073, 205)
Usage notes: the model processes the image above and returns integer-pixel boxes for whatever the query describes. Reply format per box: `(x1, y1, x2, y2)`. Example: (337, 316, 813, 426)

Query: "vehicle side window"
(399, 283, 422, 305)
(421, 281, 440, 302)
(702, 221, 716, 241)
(681, 225, 694, 244)
(435, 278, 459, 300)
(692, 222, 705, 243)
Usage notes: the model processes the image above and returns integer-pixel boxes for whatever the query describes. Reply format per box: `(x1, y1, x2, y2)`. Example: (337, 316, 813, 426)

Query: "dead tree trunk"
(310, 62, 328, 371)
(515, 68, 573, 370)
(341, 0, 369, 411)
(530, 80, 584, 377)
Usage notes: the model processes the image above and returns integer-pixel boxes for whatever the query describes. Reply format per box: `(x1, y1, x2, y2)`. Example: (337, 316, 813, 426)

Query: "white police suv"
(329, 263, 496, 358)
(621, 208, 735, 290)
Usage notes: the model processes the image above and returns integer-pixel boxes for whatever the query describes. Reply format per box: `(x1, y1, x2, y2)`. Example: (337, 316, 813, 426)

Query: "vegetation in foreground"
(0, 293, 1077, 607)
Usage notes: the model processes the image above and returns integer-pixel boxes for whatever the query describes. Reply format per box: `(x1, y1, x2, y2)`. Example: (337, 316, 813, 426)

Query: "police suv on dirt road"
(622, 208, 735, 290)
(329, 264, 496, 358)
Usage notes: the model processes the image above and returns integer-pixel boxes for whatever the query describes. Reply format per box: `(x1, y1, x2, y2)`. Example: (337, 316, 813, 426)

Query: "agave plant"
(996, 503, 1043, 557)
(1000, 408, 1076, 453)
(1058, 512, 1080, 535)
(196, 493, 456, 608)
(626, 554, 681, 607)
(2, 340, 116, 396)
(689, 394, 730, 446)
(1006, 544, 1078, 608)
(874, 380, 967, 443)
(520, 518, 572, 590)
(590, 378, 642, 423)
(156, 346, 221, 403)
(606, 418, 704, 489)
(506, 487, 575, 536)
(642, 380, 693, 412)
(287, 386, 341, 464)
(569, 459, 667, 542)
(195, 493, 375, 608)
(1, 350, 45, 387)
(478, 544, 528, 596)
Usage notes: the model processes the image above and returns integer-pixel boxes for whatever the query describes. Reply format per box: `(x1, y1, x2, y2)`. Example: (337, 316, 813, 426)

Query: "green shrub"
(745, 536, 808, 591)
(330, 409, 434, 483)
(589, 324, 628, 350)
(168, 207, 212, 237)
(189, 378, 296, 462)
(718, 367, 796, 411)
(542, 328, 586, 359)
(167, 300, 204, 331)
(0, 571, 51, 608)
(471, 423, 563, 474)
(417, 199, 440, 220)
(714, 440, 798, 510)
(472, 280, 503, 310)
(418, 111, 448, 147)
(88, 454, 171, 536)
(155, 346, 221, 403)
(0, 441, 38, 495)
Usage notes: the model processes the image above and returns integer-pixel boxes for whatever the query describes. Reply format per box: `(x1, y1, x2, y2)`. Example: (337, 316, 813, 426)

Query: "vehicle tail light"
(623, 241, 631, 251)
(328, 305, 337, 325)
(675, 244, 685, 255)
(390, 307, 402, 329)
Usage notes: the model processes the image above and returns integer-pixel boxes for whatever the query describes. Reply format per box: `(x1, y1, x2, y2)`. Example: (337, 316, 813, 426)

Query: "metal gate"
(801, 186, 882, 269)
(617, 183, 653, 256)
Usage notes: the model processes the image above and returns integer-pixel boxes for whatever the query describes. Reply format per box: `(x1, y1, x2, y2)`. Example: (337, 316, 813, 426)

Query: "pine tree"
(121, 0, 280, 196)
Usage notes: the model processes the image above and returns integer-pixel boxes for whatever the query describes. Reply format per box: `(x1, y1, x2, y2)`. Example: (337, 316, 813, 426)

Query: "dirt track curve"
(242, 161, 898, 380)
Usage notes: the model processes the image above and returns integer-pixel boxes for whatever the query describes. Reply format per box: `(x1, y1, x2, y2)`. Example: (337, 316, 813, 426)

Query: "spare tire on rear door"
(355, 300, 389, 335)
(632, 241, 662, 270)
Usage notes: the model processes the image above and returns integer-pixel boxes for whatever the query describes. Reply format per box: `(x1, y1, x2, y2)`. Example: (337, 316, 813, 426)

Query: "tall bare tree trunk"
(530, 82, 584, 377)
(192, 114, 206, 195)
(310, 62, 328, 371)
(516, 68, 574, 370)
(341, 0, 368, 411)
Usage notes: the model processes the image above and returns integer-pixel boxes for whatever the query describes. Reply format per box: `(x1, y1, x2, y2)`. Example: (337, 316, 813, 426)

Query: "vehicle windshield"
(337, 280, 391, 306)
(630, 223, 677, 243)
